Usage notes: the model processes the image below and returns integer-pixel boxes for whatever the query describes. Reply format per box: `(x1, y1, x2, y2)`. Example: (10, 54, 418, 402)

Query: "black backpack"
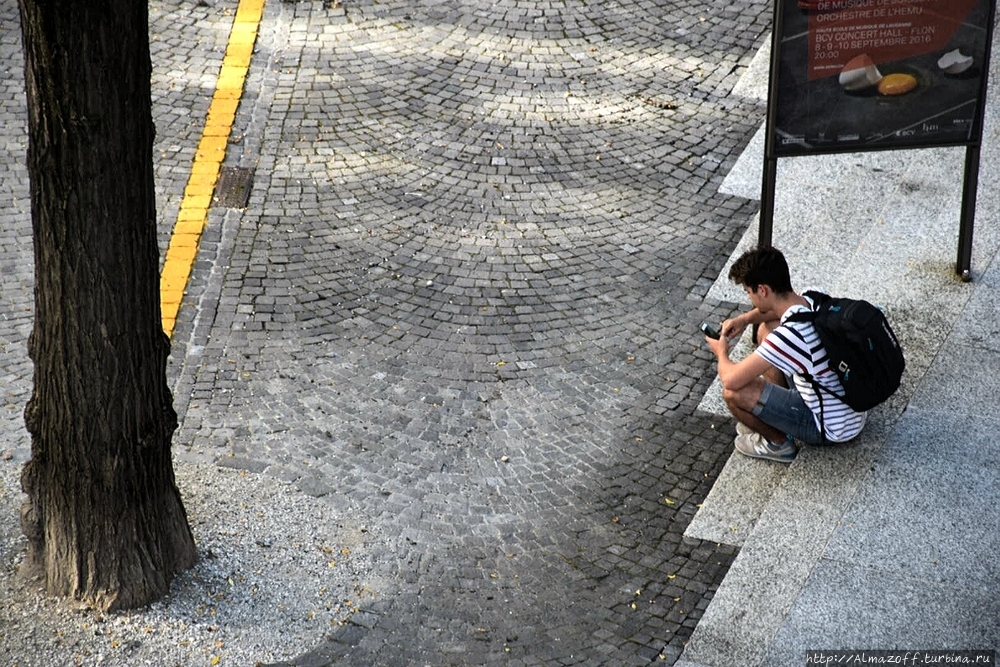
(786, 290, 905, 412)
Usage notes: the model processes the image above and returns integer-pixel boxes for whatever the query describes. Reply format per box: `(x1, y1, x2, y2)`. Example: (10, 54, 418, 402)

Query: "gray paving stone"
(0, 0, 780, 664)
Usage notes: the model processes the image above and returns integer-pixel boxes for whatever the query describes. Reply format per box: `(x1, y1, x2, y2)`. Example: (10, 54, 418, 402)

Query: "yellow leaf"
(211, 657, 221, 666)
(664, 498, 675, 505)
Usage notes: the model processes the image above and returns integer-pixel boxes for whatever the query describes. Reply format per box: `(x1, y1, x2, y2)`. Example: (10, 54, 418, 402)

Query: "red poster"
(807, 0, 979, 80)
(769, 0, 994, 155)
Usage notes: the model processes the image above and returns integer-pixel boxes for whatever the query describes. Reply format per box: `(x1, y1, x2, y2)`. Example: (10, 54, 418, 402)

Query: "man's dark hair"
(728, 246, 793, 294)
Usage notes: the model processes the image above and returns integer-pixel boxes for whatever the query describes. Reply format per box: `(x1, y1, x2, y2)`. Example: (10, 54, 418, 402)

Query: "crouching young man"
(704, 246, 866, 462)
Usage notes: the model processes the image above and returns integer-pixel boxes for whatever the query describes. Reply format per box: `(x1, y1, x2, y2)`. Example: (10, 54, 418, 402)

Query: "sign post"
(761, 0, 996, 280)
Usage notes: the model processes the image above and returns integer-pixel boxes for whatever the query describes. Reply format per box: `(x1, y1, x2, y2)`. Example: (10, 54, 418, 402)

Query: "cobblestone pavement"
(3, 0, 773, 664)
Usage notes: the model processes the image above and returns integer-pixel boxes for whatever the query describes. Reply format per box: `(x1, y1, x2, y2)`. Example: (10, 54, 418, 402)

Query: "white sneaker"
(734, 433, 797, 463)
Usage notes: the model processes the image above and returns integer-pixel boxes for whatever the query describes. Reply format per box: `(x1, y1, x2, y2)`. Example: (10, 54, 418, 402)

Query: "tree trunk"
(17, 0, 197, 611)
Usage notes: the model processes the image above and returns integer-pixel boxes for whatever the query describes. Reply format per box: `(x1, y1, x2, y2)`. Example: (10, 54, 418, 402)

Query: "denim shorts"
(752, 381, 824, 445)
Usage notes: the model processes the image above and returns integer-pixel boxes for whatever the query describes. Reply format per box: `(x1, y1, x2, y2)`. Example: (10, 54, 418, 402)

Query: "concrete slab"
(765, 559, 1000, 662)
(909, 339, 1000, 417)
(948, 249, 1000, 351)
(730, 35, 770, 102)
(719, 124, 767, 201)
(682, 449, 788, 548)
(825, 409, 1000, 589)
(681, 430, 883, 667)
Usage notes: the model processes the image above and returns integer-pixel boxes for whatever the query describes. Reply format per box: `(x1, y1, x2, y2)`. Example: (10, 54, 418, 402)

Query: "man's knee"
(723, 385, 760, 414)
(755, 319, 780, 345)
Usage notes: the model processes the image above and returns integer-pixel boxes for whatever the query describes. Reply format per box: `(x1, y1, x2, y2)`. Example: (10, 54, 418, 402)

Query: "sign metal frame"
(760, 0, 997, 280)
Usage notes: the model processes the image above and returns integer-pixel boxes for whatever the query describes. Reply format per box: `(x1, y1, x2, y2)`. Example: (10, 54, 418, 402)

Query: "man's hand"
(721, 312, 749, 341)
(705, 334, 730, 360)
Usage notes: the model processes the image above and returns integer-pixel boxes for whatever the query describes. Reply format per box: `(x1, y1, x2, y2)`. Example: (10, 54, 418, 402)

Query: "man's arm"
(705, 336, 773, 391)
(721, 307, 770, 340)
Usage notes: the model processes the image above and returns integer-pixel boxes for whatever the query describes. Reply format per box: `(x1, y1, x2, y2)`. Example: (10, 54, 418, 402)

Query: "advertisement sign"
(769, 0, 994, 155)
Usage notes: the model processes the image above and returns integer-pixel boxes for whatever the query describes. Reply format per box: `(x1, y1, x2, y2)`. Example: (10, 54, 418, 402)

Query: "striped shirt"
(754, 298, 867, 442)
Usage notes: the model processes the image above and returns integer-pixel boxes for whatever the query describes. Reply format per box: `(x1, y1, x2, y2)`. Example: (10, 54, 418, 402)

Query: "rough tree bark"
(17, 0, 197, 611)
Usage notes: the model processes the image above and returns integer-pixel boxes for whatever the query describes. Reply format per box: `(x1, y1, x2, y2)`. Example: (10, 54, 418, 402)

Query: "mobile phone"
(700, 322, 721, 339)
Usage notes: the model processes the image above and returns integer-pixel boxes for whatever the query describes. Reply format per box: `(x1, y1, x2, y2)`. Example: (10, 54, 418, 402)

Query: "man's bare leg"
(738, 317, 788, 435)
(722, 376, 787, 445)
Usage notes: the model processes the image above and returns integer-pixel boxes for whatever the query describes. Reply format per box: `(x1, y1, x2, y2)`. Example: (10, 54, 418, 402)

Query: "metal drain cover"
(213, 166, 255, 209)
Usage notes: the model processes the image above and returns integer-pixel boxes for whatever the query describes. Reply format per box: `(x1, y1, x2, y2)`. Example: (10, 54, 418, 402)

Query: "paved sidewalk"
(6, 0, 996, 664)
(164, 1, 774, 663)
(2, 0, 774, 665)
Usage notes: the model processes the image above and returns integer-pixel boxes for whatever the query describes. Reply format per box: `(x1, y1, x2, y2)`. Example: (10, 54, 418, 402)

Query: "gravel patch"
(0, 455, 377, 667)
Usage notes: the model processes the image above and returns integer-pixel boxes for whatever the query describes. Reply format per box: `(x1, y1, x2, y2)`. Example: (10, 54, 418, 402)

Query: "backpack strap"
(784, 290, 837, 444)
(803, 289, 830, 305)
(786, 290, 828, 323)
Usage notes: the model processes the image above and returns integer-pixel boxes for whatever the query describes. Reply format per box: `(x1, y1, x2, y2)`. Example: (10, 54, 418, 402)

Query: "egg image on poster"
(838, 54, 883, 91)
(878, 72, 919, 96)
(938, 49, 974, 75)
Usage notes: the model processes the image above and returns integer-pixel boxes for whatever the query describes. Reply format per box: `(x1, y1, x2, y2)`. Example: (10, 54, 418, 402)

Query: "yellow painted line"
(159, 0, 265, 337)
